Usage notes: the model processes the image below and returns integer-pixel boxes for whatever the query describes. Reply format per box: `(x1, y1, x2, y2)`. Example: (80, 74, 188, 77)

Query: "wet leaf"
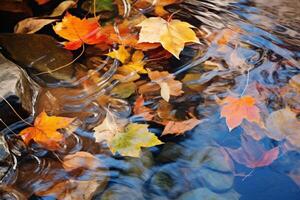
(137, 17, 199, 59)
(220, 95, 262, 131)
(162, 118, 201, 136)
(19, 111, 74, 150)
(82, 0, 114, 12)
(110, 123, 163, 157)
(36, 179, 101, 200)
(266, 108, 300, 148)
(111, 82, 136, 98)
(133, 95, 154, 121)
(148, 70, 183, 102)
(226, 135, 279, 168)
(106, 45, 130, 64)
(63, 151, 103, 171)
(119, 50, 147, 74)
(50, 1, 76, 17)
(93, 112, 128, 145)
(14, 18, 57, 34)
(53, 13, 106, 50)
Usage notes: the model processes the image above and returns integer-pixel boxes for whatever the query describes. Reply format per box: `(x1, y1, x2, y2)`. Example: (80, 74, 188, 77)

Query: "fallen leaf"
(162, 118, 201, 136)
(110, 123, 163, 157)
(93, 112, 128, 144)
(137, 17, 199, 59)
(220, 95, 262, 131)
(266, 108, 300, 148)
(111, 82, 136, 98)
(106, 45, 130, 63)
(14, 18, 57, 34)
(19, 111, 74, 150)
(53, 13, 106, 50)
(148, 70, 183, 102)
(135, 0, 179, 16)
(82, 0, 114, 12)
(133, 95, 154, 121)
(63, 151, 103, 172)
(36, 179, 101, 200)
(119, 50, 147, 74)
(226, 135, 279, 168)
(50, 1, 76, 17)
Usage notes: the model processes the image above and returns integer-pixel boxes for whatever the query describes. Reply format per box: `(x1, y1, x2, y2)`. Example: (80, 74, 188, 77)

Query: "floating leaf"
(106, 45, 130, 63)
(53, 13, 106, 50)
(220, 95, 262, 131)
(82, 0, 114, 12)
(63, 151, 103, 171)
(110, 123, 163, 157)
(120, 50, 147, 74)
(226, 135, 279, 168)
(137, 17, 199, 59)
(266, 108, 300, 148)
(35, 0, 50, 5)
(148, 70, 183, 102)
(15, 18, 57, 34)
(135, 0, 180, 16)
(19, 111, 74, 150)
(162, 118, 201, 136)
(50, 1, 76, 17)
(93, 112, 128, 144)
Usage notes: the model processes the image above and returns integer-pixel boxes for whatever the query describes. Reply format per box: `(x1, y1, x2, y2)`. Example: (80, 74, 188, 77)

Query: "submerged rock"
(0, 135, 13, 182)
(0, 33, 76, 86)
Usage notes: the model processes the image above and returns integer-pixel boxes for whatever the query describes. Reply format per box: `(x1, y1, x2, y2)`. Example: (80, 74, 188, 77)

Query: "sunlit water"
(0, 0, 300, 199)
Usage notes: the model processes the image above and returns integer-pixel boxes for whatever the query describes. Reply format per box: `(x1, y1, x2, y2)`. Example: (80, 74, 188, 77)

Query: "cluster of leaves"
(15, 0, 300, 176)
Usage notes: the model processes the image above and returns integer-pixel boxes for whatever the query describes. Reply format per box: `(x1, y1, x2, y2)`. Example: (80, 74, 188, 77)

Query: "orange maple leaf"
(53, 13, 107, 50)
(220, 96, 262, 131)
(19, 111, 74, 150)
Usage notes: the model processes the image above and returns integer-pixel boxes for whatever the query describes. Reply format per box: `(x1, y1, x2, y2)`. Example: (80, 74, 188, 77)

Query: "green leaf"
(82, 0, 114, 12)
(110, 123, 163, 157)
(96, 0, 114, 11)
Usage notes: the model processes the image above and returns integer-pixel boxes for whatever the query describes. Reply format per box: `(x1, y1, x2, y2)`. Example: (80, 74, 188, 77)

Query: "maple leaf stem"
(167, 10, 182, 22)
(0, 93, 32, 126)
(34, 44, 85, 76)
(240, 69, 250, 97)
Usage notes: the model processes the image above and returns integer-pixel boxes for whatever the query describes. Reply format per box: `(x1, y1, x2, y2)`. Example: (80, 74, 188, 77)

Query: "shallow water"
(0, 0, 300, 199)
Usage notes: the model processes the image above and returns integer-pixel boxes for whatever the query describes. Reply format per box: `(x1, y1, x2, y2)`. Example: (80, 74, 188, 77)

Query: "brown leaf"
(14, 18, 57, 34)
(63, 151, 103, 172)
(133, 95, 154, 121)
(162, 118, 201, 136)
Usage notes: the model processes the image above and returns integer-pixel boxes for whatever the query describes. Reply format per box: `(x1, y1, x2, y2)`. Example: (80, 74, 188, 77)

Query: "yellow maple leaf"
(106, 45, 130, 64)
(119, 50, 147, 74)
(137, 17, 199, 59)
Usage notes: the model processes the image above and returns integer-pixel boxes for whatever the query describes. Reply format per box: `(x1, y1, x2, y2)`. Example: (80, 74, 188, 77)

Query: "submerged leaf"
(19, 111, 74, 150)
(63, 151, 103, 171)
(162, 118, 201, 136)
(110, 123, 163, 157)
(226, 135, 279, 168)
(133, 95, 154, 121)
(148, 70, 183, 102)
(137, 17, 199, 59)
(220, 95, 262, 131)
(266, 108, 300, 147)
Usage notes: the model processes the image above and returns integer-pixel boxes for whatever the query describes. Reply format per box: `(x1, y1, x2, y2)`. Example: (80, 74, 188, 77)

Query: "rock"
(0, 33, 76, 86)
(177, 188, 240, 200)
(0, 53, 20, 97)
(0, 135, 13, 182)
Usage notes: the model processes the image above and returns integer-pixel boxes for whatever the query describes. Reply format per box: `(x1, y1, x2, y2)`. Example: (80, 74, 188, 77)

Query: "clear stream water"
(0, 0, 300, 199)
